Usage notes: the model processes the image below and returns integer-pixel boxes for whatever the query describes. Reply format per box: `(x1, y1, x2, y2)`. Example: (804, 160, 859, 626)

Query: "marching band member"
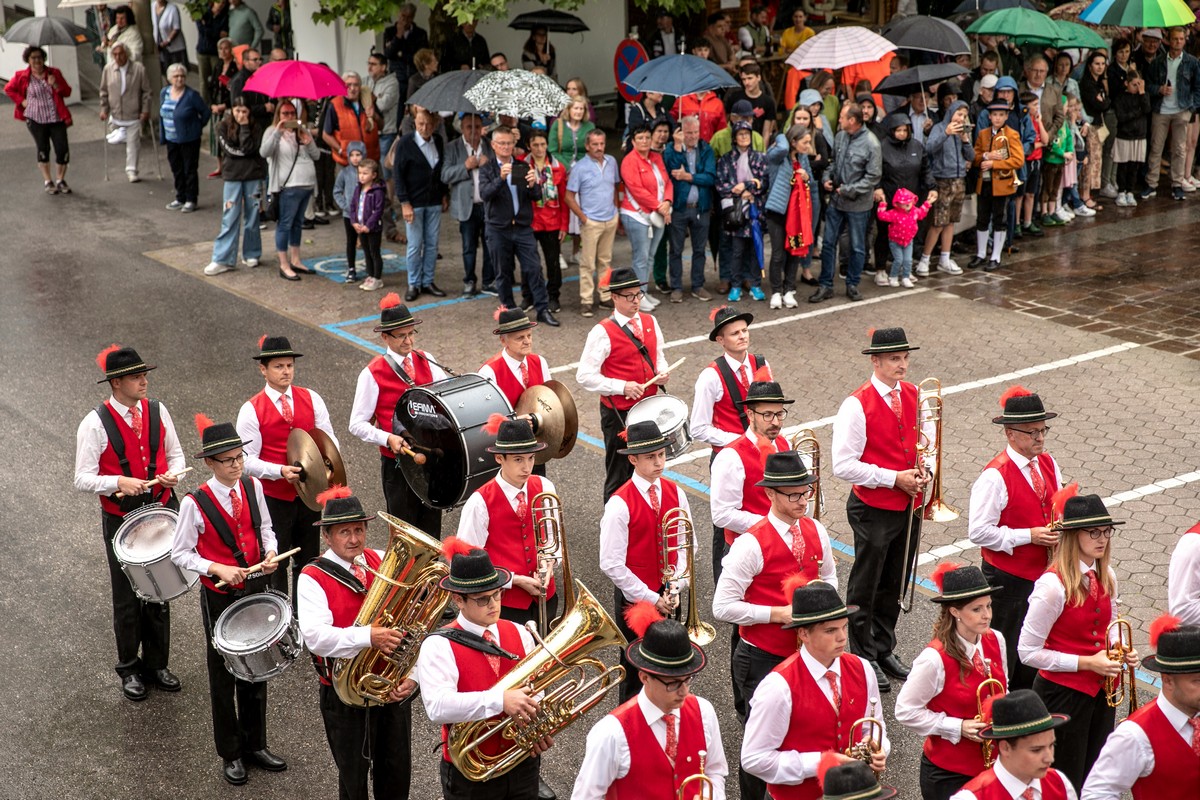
(599, 420, 690, 703)
(456, 416, 560, 628)
(832, 326, 932, 693)
(237, 334, 339, 596)
(75, 344, 185, 702)
(575, 267, 670, 502)
(741, 580, 890, 799)
(713, 451, 836, 800)
(349, 294, 448, 535)
(1081, 614, 1200, 799)
(170, 415, 283, 786)
(1017, 493, 1138, 792)
(572, 605, 729, 799)
(477, 308, 553, 478)
(1168, 521, 1200, 626)
(895, 564, 1009, 800)
(297, 485, 417, 800)
(689, 305, 770, 452)
(414, 539, 553, 800)
(968, 387, 1064, 691)
(949, 689, 1076, 800)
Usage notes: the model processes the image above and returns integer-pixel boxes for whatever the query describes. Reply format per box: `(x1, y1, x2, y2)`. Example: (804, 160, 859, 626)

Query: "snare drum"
(625, 394, 693, 459)
(212, 591, 304, 682)
(112, 504, 198, 603)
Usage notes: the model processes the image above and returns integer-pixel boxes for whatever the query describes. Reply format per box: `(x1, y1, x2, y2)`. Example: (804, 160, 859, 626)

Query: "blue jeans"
(668, 206, 710, 291)
(730, 235, 761, 287)
(819, 204, 869, 288)
(888, 240, 913, 279)
(621, 212, 666, 290)
(211, 179, 262, 266)
(275, 187, 311, 252)
(459, 203, 494, 286)
(405, 205, 441, 287)
(379, 133, 397, 181)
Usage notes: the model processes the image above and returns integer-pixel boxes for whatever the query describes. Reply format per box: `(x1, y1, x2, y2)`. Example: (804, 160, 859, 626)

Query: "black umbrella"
(405, 69, 488, 114)
(874, 62, 969, 96)
(952, 0, 1040, 14)
(2, 15, 90, 47)
(882, 15, 971, 55)
(509, 10, 588, 33)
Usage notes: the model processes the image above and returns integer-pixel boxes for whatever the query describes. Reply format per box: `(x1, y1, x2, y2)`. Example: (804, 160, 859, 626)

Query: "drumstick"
(636, 357, 687, 392)
(213, 547, 302, 589)
(398, 445, 428, 465)
(115, 467, 193, 499)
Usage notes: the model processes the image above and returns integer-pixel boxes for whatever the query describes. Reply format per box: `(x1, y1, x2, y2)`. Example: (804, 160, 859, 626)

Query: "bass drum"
(394, 374, 513, 510)
(212, 590, 304, 682)
(113, 503, 198, 603)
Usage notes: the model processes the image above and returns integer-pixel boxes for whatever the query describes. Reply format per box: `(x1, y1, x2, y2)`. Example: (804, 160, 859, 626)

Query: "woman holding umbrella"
(5, 46, 74, 195)
(521, 26, 557, 81)
(717, 121, 769, 302)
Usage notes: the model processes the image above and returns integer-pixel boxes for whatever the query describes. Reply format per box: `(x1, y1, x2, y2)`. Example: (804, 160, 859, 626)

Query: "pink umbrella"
(243, 60, 347, 100)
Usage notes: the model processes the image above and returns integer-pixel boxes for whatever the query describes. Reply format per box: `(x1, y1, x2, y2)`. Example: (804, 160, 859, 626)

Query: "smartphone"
(511, 161, 530, 182)
(282, 120, 301, 130)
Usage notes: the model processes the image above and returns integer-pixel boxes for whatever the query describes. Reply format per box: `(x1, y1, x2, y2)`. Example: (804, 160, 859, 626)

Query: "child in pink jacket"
(876, 187, 931, 288)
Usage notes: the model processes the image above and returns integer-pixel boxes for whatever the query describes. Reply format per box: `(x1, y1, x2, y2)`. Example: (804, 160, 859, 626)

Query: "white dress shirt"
(831, 375, 936, 488)
(297, 549, 380, 658)
(713, 510, 837, 626)
(968, 446, 1064, 553)
(894, 631, 1010, 742)
(599, 473, 691, 604)
(74, 396, 186, 495)
(415, 612, 537, 723)
(709, 430, 784, 535)
(1168, 531, 1200, 626)
(476, 351, 552, 393)
(576, 311, 669, 397)
(236, 384, 339, 481)
(349, 349, 448, 448)
(951, 760, 1079, 800)
(171, 476, 278, 576)
(571, 690, 728, 800)
(1018, 562, 1119, 673)
(457, 474, 560, 589)
(1080, 692, 1198, 799)
(741, 645, 890, 785)
(690, 353, 756, 448)
(414, 130, 440, 168)
(466, 140, 484, 203)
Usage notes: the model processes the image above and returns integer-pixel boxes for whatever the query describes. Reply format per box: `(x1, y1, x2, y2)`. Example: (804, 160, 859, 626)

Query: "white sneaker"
(127, 172, 140, 183)
(181, 201, 197, 213)
(937, 258, 963, 275)
(639, 297, 656, 312)
(326, 207, 341, 217)
(888, 276, 900, 287)
(874, 271, 891, 286)
(769, 292, 782, 309)
(1072, 204, 1096, 217)
(1126, 193, 1138, 207)
(1099, 183, 1118, 199)
(1054, 207, 1073, 223)
(204, 261, 234, 276)
(901, 277, 915, 288)
(243, 257, 259, 267)
(646, 294, 661, 308)
(782, 291, 797, 308)
(1184, 178, 1198, 192)
(1115, 193, 1129, 207)
(914, 261, 930, 276)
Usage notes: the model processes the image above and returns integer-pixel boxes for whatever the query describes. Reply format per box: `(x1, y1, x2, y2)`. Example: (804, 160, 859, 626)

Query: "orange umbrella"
(784, 52, 897, 113)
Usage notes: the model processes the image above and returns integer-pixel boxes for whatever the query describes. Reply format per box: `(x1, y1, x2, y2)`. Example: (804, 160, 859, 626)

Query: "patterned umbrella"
(1078, 0, 1195, 26)
(463, 69, 570, 119)
(786, 26, 896, 71)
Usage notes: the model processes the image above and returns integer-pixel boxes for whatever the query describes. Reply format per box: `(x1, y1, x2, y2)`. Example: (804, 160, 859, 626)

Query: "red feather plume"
(709, 306, 726, 323)
(315, 485, 352, 507)
(980, 692, 1000, 723)
(753, 365, 772, 383)
(998, 385, 1032, 408)
(931, 561, 963, 593)
(623, 601, 664, 639)
(379, 292, 402, 310)
(781, 572, 809, 599)
(258, 334, 268, 349)
(95, 343, 121, 370)
(493, 305, 508, 321)
(617, 429, 628, 441)
(1051, 483, 1079, 520)
(194, 413, 215, 437)
(441, 536, 476, 562)
(599, 268, 613, 288)
(817, 751, 843, 787)
(484, 413, 508, 436)
(1150, 613, 1182, 648)
(866, 327, 876, 337)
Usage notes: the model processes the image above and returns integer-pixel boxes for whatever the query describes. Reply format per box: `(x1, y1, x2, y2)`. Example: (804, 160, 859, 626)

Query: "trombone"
(1105, 616, 1139, 715)
(789, 428, 822, 521)
(845, 697, 884, 775)
(532, 491, 576, 635)
(677, 750, 716, 799)
(660, 508, 716, 646)
(975, 678, 1005, 768)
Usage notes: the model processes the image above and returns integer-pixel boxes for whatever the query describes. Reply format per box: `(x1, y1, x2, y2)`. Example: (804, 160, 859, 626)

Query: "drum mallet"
(115, 467, 193, 499)
(214, 547, 302, 589)
(636, 357, 687, 393)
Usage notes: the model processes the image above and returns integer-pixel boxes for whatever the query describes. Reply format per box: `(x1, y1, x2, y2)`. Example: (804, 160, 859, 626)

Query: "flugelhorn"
(992, 129, 1022, 187)
(845, 697, 884, 775)
(789, 429, 822, 521)
(1105, 615, 1139, 715)
(677, 749, 716, 799)
(661, 508, 716, 646)
(976, 677, 1005, 768)
(532, 491, 575, 635)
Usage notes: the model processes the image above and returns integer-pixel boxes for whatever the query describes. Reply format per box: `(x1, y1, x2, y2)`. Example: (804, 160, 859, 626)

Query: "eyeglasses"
(386, 330, 417, 341)
(245, 56, 262, 62)
(776, 487, 815, 502)
(614, 291, 645, 301)
(751, 409, 789, 422)
(1086, 527, 1117, 540)
(211, 452, 246, 466)
(465, 590, 503, 607)
(652, 674, 695, 692)
(1010, 426, 1050, 439)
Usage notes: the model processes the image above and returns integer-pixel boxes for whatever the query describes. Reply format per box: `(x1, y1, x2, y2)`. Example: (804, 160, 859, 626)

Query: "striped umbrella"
(785, 26, 896, 71)
(1078, 0, 1196, 26)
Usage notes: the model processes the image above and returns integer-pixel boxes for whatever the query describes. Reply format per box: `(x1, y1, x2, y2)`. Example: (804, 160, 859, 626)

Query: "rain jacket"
(925, 100, 975, 180)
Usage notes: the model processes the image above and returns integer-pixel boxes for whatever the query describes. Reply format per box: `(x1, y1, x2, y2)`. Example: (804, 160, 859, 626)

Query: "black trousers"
(264, 494, 321, 601)
(319, 683, 412, 800)
(981, 561, 1038, 691)
(732, 639, 788, 800)
(102, 499, 176, 677)
(919, 754, 971, 800)
(501, 592, 559, 631)
(845, 493, 921, 662)
(361, 229, 384, 280)
(1032, 675, 1114, 793)
(200, 586, 269, 760)
(534, 230, 563, 303)
(599, 403, 632, 503)
(344, 217, 360, 275)
(380, 455, 443, 538)
(166, 138, 201, 204)
(440, 754, 539, 800)
(975, 184, 1007, 233)
(27, 119, 69, 164)
(487, 225, 548, 313)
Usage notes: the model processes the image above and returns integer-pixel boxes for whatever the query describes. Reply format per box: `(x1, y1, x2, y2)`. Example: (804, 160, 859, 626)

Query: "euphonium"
(532, 491, 575, 635)
(677, 749, 716, 799)
(660, 508, 716, 646)
(845, 697, 884, 775)
(331, 511, 450, 707)
(976, 678, 1005, 768)
(1105, 616, 1139, 715)
(788, 429, 822, 521)
(447, 579, 627, 782)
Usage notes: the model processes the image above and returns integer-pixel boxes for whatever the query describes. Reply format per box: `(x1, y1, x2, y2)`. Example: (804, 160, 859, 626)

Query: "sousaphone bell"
(286, 428, 348, 511)
(514, 380, 579, 465)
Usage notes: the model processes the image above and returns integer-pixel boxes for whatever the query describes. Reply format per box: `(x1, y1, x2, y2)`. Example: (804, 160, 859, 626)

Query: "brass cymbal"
(287, 428, 329, 511)
(547, 380, 578, 460)
(311, 428, 347, 488)
(514, 380, 579, 465)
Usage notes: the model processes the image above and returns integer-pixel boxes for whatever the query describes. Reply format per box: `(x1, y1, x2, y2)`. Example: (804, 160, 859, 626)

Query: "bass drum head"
(213, 592, 291, 655)
(113, 505, 177, 565)
(626, 394, 688, 434)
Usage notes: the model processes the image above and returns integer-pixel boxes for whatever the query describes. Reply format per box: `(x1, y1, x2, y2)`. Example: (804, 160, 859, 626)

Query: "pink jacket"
(620, 149, 673, 216)
(5, 66, 73, 126)
(876, 187, 929, 247)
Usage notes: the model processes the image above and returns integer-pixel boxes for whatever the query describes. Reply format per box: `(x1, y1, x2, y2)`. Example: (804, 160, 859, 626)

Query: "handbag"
(723, 196, 750, 232)
(263, 142, 299, 222)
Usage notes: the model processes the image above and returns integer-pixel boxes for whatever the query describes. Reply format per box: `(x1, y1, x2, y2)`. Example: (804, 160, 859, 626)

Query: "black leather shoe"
(300, 219, 315, 230)
(404, 286, 420, 302)
(808, 286, 833, 303)
(879, 652, 911, 680)
(967, 256, 987, 269)
(538, 777, 558, 800)
(424, 283, 447, 298)
(1007, 245, 1020, 255)
(312, 215, 330, 225)
(846, 285, 863, 302)
(536, 310, 561, 327)
(462, 281, 478, 296)
(292, 264, 315, 275)
(521, 297, 535, 311)
(246, 748, 288, 772)
(984, 260, 1002, 272)
(278, 267, 300, 282)
(148, 668, 181, 692)
(122, 673, 148, 702)
(223, 759, 248, 785)
(867, 660, 892, 694)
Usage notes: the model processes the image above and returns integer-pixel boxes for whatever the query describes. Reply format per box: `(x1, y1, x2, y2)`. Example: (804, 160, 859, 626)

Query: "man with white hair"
(322, 70, 381, 166)
(99, 41, 151, 183)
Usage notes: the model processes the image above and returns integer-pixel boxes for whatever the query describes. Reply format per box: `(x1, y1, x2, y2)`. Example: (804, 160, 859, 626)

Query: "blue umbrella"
(622, 54, 739, 97)
(749, 203, 765, 273)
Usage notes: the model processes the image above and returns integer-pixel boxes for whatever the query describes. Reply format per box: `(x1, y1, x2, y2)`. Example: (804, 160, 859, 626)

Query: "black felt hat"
(487, 417, 546, 455)
(861, 327, 919, 355)
(1058, 494, 1124, 531)
(253, 335, 303, 362)
(95, 344, 157, 383)
(979, 689, 1069, 740)
(930, 564, 1001, 604)
(708, 305, 754, 341)
(991, 386, 1058, 425)
(312, 486, 376, 527)
(617, 420, 670, 455)
(373, 293, 423, 332)
(625, 616, 707, 678)
(438, 539, 512, 594)
(192, 415, 252, 459)
(822, 761, 898, 800)
(782, 580, 858, 629)
(756, 451, 817, 489)
(1143, 615, 1200, 674)
(493, 307, 537, 336)
(735, 380, 795, 407)
(601, 267, 642, 293)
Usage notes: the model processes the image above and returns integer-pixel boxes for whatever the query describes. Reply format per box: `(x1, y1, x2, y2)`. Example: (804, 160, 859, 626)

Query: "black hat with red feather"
(929, 562, 1001, 604)
(623, 601, 707, 677)
(484, 413, 545, 455)
(95, 343, 156, 384)
(708, 305, 754, 342)
(437, 536, 512, 594)
(373, 293, 422, 332)
(735, 365, 794, 407)
(992, 385, 1058, 425)
(253, 334, 303, 362)
(492, 305, 537, 336)
(192, 413, 252, 459)
(312, 485, 375, 528)
(1142, 614, 1200, 674)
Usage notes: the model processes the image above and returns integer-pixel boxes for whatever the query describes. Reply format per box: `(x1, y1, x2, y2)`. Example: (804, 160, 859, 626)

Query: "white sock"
(938, 252, 952, 265)
(976, 230, 990, 259)
(992, 231, 1006, 260)
(918, 254, 930, 266)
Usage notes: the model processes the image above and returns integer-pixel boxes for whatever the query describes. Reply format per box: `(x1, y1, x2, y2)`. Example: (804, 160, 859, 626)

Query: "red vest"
(1128, 700, 1200, 799)
(707, 354, 768, 448)
(613, 479, 681, 593)
(739, 516, 823, 657)
(366, 352, 434, 458)
(249, 386, 316, 502)
(959, 767, 1069, 800)
(922, 633, 1007, 776)
(606, 695, 707, 800)
(477, 476, 556, 610)
(483, 351, 546, 408)
(96, 398, 172, 516)
(193, 482, 263, 593)
(1039, 569, 1112, 695)
(850, 381, 921, 511)
(440, 619, 527, 761)
(599, 315, 661, 411)
(329, 96, 380, 165)
(723, 433, 789, 545)
(769, 652, 870, 800)
(981, 451, 1059, 581)
(300, 549, 383, 685)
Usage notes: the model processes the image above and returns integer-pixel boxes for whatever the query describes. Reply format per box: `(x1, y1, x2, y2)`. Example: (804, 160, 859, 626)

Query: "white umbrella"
(463, 69, 570, 119)
(785, 26, 896, 71)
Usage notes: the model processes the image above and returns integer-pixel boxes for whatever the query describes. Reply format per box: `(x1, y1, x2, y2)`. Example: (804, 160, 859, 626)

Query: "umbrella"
(786, 26, 896, 71)
(1078, 0, 1195, 27)
(952, 0, 1040, 13)
(882, 15, 971, 55)
(1013, 19, 1108, 49)
(463, 69, 570, 119)
(1048, 1, 1129, 37)
(406, 69, 488, 114)
(749, 204, 764, 273)
(508, 10, 588, 33)
(1, 15, 90, 47)
(243, 60, 346, 100)
(966, 7, 1060, 40)
(622, 54, 739, 97)
(874, 63, 969, 96)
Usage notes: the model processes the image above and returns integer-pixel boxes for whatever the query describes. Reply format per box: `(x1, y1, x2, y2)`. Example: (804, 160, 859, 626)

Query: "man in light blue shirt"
(565, 130, 620, 316)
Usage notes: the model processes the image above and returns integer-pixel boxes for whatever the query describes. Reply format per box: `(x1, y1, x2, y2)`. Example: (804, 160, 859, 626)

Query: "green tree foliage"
(308, 0, 706, 33)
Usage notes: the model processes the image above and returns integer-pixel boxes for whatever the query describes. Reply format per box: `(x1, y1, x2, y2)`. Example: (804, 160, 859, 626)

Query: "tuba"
(331, 511, 450, 707)
(447, 580, 627, 782)
(976, 677, 1005, 768)
(532, 491, 575, 636)
(661, 508, 716, 646)
(677, 750, 716, 799)
(1105, 615, 1139, 715)
(788, 429, 822, 521)
(845, 697, 884, 775)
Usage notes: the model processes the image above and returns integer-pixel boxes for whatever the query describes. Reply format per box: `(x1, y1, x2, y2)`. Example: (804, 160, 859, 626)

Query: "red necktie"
(972, 649, 988, 677)
(1021, 788, 1036, 800)
(519, 360, 530, 388)
(130, 403, 143, 438)
(648, 483, 660, 518)
(630, 316, 643, 340)
(1188, 717, 1200, 756)
(789, 521, 806, 566)
(663, 712, 678, 764)
(280, 393, 294, 425)
(738, 364, 749, 392)
(230, 486, 243, 525)
(482, 629, 503, 676)
(889, 388, 903, 420)
(1029, 460, 1046, 500)
(403, 354, 416, 381)
(1087, 569, 1100, 601)
(516, 490, 528, 523)
(826, 670, 841, 712)
(352, 562, 367, 584)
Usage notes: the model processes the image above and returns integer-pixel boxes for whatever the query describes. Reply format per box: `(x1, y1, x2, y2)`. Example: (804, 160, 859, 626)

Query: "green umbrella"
(1012, 19, 1108, 49)
(965, 7, 1060, 40)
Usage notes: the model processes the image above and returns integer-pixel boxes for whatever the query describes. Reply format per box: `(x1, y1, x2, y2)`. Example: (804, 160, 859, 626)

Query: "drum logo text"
(407, 399, 439, 418)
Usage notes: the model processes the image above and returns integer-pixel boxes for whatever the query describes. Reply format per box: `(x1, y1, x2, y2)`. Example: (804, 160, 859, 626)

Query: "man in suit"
(480, 125, 559, 326)
(442, 112, 495, 297)
(392, 107, 447, 302)
(648, 11, 685, 58)
(99, 42, 151, 183)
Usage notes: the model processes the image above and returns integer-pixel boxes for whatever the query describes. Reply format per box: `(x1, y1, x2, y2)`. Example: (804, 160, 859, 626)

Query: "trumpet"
(661, 508, 716, 646)
(975, 678, 1005, 768)
(789, 429, 822, 521)
(1105, 616, 1139, 715)
(677, 750, 716, 799)
(845, 697, 884, 775)
(532, 492, 575, 636)
(992, 130, 1022, 188)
